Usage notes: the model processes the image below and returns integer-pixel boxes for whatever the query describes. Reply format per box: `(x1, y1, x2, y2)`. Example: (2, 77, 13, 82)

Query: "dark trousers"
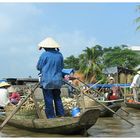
(42, 89, 65, 119)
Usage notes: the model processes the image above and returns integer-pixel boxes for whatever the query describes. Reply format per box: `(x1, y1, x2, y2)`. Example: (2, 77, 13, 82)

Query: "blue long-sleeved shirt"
(37, 50, 64, 89)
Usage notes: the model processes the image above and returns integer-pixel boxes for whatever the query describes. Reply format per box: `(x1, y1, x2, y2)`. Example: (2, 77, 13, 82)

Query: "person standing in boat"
(0, 81, 11, 109)
(130, 71, 140, 102)
(36, 37, 65, 119)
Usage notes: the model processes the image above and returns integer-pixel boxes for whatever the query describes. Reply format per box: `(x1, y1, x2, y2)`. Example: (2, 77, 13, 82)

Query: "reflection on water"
(89, 107, 140, 137)
(0, 106, 140, 137)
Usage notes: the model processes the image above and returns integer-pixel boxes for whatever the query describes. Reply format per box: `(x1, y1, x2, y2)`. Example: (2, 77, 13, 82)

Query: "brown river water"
(0, 106, 140, 138)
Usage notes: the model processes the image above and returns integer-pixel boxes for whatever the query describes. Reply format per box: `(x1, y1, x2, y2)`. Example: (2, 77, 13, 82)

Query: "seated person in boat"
(9, 92, 21, 105)
(107, 77, 123, 100)
(130, 70, 140, 102)
(0, 82, 11, 109)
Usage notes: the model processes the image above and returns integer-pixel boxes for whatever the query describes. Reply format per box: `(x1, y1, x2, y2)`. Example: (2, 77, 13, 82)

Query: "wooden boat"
(85, 104, 121, 117)
(85, 98, 123, 117)
(98, 99, 123, 117)
(0, 109, 100, 135)
(125, 101, 140, 109)
(124, 93, 140, 109)
(100, 103, 121, 117)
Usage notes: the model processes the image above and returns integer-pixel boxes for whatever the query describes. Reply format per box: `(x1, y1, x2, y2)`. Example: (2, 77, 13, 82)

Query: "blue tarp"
(88, 83, 131, 89)
(62, 68, 75, 76)
(0, 79, 7, 83)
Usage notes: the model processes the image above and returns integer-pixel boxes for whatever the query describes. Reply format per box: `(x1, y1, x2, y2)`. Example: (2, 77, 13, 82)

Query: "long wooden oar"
(0, 83, 39, 130)
(83, 79, 103, 93)
(120, 107, 129, 115)
(63, 80, 134, 126)
(70, 76, 103, 97)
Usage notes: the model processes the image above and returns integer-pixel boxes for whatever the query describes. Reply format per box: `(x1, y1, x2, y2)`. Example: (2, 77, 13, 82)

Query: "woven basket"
(78, 96, 97, 108)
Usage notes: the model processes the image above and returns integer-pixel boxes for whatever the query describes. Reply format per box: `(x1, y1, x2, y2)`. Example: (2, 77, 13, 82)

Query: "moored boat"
(0, 109, 100, 135)
(100, 103, 121, 117)
(97, 99, 123, 117)
(125, 101, 140, 109)
(124, 93, 140, 109)
(82, 97, 123, 117)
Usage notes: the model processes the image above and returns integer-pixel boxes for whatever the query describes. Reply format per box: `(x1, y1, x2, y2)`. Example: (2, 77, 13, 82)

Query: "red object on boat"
(109, 95, 119, 100)
(9, 92, 21, 104)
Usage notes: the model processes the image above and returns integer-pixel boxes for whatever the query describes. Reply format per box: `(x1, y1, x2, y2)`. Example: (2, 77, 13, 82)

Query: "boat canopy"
(62, 68, 75, 76)
(88, 83, 131, 89)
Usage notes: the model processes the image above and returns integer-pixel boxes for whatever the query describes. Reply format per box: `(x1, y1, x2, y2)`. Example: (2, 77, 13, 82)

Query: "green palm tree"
(78, 45, 103, 83)
(64, 55, 80, 70)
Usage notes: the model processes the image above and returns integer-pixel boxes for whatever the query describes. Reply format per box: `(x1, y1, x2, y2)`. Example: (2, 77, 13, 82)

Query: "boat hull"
(0, 109, 100, 135)
(100, 104, 121, 117)
(125, 102, 140, 109)
(85, 99, 123, 117)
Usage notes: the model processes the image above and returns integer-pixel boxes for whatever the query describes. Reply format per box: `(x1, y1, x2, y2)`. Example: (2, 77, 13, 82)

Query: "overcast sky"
(0, 3, 140, 79)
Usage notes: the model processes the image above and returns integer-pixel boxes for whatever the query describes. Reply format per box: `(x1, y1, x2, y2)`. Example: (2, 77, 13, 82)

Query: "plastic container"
(71, 107, 80, 117)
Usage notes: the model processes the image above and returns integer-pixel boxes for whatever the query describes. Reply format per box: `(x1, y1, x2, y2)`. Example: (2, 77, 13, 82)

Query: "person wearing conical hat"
(130, 70, 140, 102)
(0, 81, 11, 108)
(36, 37, 65, 119)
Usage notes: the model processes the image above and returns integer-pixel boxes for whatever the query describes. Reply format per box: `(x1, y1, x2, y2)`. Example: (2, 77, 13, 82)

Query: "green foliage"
(103, 46, 140, 69)
(64, 55, 80, 70)
(64, 44, 140, 82)
(78, 45, 104, 81)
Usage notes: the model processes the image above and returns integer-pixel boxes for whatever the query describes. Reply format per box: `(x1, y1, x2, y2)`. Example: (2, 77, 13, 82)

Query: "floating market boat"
(124, 93, 140, 109)
(0, 108, 100, 135)
(99, 99, 124, 117)
(100, 103, 121, 117)
(85, 99, 123, 117)
(125, 101, 140, 109)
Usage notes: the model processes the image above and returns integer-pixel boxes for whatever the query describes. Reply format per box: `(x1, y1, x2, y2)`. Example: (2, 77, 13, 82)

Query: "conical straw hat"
(0, 82, 10, 88)
(38, 37, 60, 50)
(109, 77, 114, 80)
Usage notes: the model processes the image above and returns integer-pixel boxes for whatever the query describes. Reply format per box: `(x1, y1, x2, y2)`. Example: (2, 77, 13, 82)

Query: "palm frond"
(136, 25, 140, 31)
(135, 17, 140, 23)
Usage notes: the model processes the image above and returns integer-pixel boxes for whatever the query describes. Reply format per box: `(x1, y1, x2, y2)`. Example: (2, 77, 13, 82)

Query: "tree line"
(64, 45, 140, 82)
